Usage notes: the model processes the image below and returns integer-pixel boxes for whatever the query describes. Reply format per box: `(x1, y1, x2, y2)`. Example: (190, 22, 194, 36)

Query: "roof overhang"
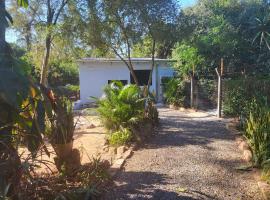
(78, 57, 176, 63)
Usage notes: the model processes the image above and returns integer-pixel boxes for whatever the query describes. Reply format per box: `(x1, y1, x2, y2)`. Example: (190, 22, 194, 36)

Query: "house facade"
(77, 58, 175, 105)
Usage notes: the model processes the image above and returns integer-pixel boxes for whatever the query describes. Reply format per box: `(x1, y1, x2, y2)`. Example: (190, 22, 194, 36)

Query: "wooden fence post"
(190, 65, 195, 108)
(215, 58, 224, 118)
(190, 75, 194, 108)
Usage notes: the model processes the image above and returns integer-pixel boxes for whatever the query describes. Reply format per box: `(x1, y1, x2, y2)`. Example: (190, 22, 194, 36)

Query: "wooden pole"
(215, 58, 224, 118)
(190, 74, 194, 108)
(190, 65, 195, 108)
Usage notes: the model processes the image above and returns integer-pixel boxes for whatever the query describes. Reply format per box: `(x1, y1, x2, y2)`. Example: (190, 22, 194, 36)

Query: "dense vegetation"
(96, 81, 158, 146)
(1, 0, 270, 198)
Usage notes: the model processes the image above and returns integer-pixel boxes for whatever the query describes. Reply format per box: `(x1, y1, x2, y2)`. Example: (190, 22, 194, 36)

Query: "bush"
(245, 100, 270, 167)
(163, 78, 188, 107)
(108, 128, 133, 146)
(223, 77, 270, 117)
(49, 60, 79, 87)
(54, 84, 80, 100)
(145, 100, 159, 125)
(96, 81, 159, 146)
(197, 79, 216, 108)
(97, 82, 145, 131)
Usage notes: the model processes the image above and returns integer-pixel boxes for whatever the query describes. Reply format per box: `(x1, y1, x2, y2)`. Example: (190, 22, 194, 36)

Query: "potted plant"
(50, 97, 75, 156)
(49, 97, 80, 174)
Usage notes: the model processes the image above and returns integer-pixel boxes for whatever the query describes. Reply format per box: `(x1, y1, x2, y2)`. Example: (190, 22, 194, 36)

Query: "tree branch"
(53, 0, 68, 25)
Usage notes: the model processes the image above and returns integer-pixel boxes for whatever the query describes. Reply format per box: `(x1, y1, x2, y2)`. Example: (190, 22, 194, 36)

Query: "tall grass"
(245, 99, 270, 166)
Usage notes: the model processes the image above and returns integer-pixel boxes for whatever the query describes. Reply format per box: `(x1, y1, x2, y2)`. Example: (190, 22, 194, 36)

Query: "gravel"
(103, 107, 263, 200)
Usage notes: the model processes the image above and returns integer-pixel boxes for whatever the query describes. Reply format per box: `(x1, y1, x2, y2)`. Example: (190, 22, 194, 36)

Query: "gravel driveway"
(103, 107, 262, 200)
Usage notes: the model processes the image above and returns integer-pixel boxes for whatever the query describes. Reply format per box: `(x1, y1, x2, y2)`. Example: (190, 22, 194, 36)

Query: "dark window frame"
(130, 70, 152, 86)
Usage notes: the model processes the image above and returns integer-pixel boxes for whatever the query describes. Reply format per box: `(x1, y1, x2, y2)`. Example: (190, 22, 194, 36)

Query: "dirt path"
(103, 107, 262, 200)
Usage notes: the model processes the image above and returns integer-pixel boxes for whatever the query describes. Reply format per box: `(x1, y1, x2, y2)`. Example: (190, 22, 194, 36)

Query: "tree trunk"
(146, 39, 156, 96)
(190, 74, 194, 108)
(25, 24, 32, 51)
(40, 34, 52, 86)
(0, 0, 6, 62)
(128, 61, 139, 86)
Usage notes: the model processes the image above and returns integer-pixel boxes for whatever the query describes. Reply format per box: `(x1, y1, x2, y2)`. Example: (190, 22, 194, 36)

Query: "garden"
(2, 0, 270, 199)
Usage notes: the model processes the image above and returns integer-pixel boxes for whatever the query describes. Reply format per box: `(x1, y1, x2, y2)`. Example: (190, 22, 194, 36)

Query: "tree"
(39, 0, 69, 86)
(172, 43, 204, 108)
(82, 0, 140, 85)
(172, 43, 204, 78)
(134, 0, 178, 89)
(76, 0, 179, 88)
(8, 0, 40, 50)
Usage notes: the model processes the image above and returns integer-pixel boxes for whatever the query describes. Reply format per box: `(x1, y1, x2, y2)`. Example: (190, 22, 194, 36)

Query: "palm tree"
(252, 14, 270, 50)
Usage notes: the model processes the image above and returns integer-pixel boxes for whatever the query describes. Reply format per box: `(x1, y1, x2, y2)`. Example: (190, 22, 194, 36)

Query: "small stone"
(235, 137, 244, 145)
(101, 139, 108, 146)
(112, 158, 125, 169)
(122, 149, 133, 160)
(109, 147, 116, 155)
(179, 107, 185, 111)
(117, 146, 126, 157)
(87, 124, 96, 129)
(239, 141, 250, 151)
(102, 146, 109, 152)
(243, 150, 252, 162)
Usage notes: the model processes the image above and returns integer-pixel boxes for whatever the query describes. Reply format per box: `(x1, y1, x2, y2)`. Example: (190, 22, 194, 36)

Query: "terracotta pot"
(52, 141, 73, 159)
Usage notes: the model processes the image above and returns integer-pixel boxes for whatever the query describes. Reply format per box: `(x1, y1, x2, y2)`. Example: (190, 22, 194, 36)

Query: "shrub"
(54, 84, 80, 100)
(262, 164, 270, 183)
(223, 77, 270, 117)
(223, 80, 249, 117)
(245, 99, 270, 166)
(197, 79, 216, 108)
(96, 81, 159, 146)
(163, 78, 188, 107)
(50, 97, 75, 144)
(145, 100, 159, 125)
(97, 82, 144, 131)
(108, 128, 133, 146)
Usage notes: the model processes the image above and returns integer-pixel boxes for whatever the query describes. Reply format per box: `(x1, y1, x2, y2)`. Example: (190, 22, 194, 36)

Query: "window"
(108, 80, 128, 85)
(130, 70, 152, 86)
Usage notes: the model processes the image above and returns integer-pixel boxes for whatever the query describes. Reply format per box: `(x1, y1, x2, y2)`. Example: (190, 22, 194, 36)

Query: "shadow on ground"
(103, 171, 216, 200)
(143, 112, 236, 150)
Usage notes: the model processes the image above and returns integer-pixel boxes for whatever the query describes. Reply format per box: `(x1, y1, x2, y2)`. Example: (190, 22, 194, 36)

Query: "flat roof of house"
(78, 57, 176, 63)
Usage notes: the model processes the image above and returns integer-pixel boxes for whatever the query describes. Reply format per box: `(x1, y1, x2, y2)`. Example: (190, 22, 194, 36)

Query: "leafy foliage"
(108, 128, 133, 146)
(223, 77, 270, 118)
(245, 99, 270, 167)
(49, 97, 75, 144)
(172, 43, 204, 78)
(97, 82, 145, 131)
(96, 81, 158, 145)
(163, 78, 189, 107)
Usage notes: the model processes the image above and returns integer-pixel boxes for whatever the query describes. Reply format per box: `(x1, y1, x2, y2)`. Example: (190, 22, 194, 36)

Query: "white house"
(77, 58, 175, 105)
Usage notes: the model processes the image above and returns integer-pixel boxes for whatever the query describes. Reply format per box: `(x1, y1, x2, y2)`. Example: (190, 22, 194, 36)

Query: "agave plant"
(49, 97, 75, 145)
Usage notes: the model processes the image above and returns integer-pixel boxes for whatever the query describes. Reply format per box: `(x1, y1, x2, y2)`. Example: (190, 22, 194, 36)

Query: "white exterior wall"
(79, 61, 159, 103)
(156, 65, 175, 102)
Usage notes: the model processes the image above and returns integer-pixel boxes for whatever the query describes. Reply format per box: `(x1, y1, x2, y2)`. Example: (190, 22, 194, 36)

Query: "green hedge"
(223, 77, 270, 117)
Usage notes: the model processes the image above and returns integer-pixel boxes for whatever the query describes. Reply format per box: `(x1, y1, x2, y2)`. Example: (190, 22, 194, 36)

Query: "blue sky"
(7, 0, 198, 43)
(181, 0, 197, 8)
